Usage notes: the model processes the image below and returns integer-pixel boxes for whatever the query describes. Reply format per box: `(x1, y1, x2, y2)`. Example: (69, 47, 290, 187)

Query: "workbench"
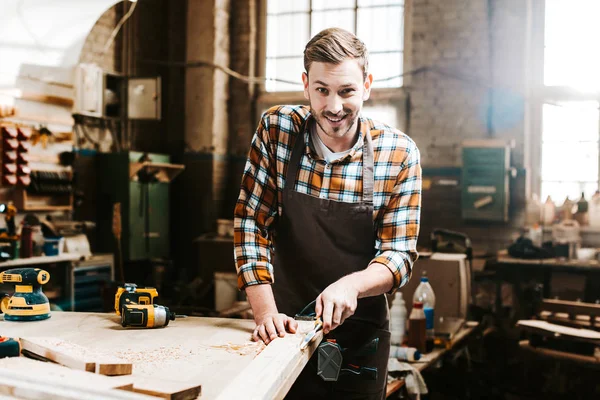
(0, 311, 319, 399)
(386, 322, 480, 398)
(491, 251, 600, 321)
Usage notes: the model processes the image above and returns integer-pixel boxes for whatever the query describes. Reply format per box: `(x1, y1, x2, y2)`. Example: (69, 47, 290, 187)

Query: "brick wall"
(408, 0, 530, 252)
(79, 5, 121, 73)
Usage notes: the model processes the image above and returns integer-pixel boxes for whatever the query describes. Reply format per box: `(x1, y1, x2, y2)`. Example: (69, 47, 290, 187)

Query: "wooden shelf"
(13, 189, 73, 212)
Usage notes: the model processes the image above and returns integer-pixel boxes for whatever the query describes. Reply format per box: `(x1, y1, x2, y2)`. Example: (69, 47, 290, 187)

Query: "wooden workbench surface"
(0, 311, 317, 399)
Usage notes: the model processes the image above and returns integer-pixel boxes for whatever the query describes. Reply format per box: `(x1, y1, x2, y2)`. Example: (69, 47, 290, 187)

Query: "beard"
(310, 106, 359, 139)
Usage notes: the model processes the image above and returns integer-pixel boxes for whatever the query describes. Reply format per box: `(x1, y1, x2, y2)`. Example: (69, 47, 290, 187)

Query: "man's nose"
(327, 95, 343, 115)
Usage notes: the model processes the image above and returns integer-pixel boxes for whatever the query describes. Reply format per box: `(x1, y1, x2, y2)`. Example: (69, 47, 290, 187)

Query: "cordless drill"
(0, 268, 51, 321)
(121, 304, 176, 328)
(114, 283, 158, 316)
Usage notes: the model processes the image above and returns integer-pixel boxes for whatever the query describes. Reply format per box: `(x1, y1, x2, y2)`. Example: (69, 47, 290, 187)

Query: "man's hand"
(252, 312, 298, 344)
(315, 278, 360, 334)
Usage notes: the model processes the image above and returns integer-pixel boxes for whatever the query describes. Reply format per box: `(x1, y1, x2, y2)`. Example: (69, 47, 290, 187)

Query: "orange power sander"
(0, 268, 51, 321)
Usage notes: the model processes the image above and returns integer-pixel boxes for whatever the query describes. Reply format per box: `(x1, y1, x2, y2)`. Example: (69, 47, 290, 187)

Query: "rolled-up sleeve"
(234, 113, 279, 290)
(369, 140, 421, 293)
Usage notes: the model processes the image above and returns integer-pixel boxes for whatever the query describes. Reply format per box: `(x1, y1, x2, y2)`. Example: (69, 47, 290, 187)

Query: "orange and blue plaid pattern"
(234, 105, 421, 293)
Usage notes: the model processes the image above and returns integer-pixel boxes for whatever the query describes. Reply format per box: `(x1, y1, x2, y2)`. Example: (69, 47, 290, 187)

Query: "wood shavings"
(210, 341, 265, 356)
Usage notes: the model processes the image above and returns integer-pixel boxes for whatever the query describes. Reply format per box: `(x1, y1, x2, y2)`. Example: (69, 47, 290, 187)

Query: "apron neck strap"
(285, 118, 375, 204)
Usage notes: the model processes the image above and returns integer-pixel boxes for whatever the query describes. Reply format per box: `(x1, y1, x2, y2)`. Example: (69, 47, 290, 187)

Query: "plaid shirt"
(234, 105, 421, 293)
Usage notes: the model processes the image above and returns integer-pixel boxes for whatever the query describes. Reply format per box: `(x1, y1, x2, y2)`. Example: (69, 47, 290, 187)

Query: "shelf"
(13, 189, 73, 211)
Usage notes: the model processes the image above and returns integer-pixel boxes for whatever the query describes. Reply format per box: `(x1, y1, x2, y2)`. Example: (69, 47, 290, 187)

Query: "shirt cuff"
(236, 261, 274, 290)
(369, 250, 416, 294)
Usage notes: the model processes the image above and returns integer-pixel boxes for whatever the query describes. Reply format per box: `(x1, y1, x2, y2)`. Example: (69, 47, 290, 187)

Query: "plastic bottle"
(542, 196, 556, 226)
(561, 197, 575, 221)
(589, 190, 600, 228)
(389, 291, 407, 346)
(407, 302, 426, 353)
(574, 192, 589, 226)
(413, 274, 436, 352)
(526, 193, 542, 227)
(389, 345, 421, 361)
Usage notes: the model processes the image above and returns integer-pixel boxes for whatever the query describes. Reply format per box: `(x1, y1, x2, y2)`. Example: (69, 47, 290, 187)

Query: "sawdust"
(209, 341, 265, 356)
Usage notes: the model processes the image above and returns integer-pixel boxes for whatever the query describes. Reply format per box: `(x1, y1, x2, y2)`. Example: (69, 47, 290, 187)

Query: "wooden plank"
(0, 312, 315, 398)
(20, 337, 133, 375)
(0, 357, 134, 390)
(215, 325, 323, 400)
(0, 372, 154, 400)
(130, 377, 201, 400)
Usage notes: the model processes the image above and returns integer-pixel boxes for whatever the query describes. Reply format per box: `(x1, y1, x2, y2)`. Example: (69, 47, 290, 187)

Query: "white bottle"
(526, 193, 542, 227)
(589, 190, 600, 228)
(413, 273, 436, 351)
(389, 345, 421, 361)
(542, 196, 556, 226)
(389, 291, 407, 346)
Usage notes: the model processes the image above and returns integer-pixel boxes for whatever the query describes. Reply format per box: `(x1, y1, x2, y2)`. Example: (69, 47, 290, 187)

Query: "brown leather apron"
(273, 120, 390, 400)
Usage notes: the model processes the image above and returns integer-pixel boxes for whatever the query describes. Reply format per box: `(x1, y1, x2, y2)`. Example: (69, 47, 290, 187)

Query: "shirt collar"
(303, 113, 370, 163)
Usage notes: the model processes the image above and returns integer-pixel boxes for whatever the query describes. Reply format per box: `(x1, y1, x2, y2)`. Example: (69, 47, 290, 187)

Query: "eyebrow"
(314, 80, 356, 88)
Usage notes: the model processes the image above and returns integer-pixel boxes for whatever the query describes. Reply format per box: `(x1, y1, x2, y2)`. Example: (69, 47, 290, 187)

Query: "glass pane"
(312, 0, 355, 11)
(542, 102, 600, 142)
(311, 10, 355, 37)
(358, 0, 404, 6)
(265, 57, 305, 92)
(266, 14, 310, 58)
(267, 0, 309, 14)
(357, 6, 403, 53)
(544, 0, 600, 91)
(370, 52, 403, 88)
(363, 104, 398, 127)
(541, 181, 597, 204)
(541, 142, 598, 182)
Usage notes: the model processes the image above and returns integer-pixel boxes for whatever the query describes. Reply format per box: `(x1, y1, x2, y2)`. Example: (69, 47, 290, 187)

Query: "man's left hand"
(315, 277, 360, 334)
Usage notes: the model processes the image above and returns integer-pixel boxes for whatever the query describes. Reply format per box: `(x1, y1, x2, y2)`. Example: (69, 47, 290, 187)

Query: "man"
(234, 27, 421, 399)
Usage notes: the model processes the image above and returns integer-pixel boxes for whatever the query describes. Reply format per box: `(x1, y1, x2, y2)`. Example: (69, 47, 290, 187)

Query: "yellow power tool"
(121, 304, 176, 328)
(114, 283, 158, 316)
(0, 268, 51, 321)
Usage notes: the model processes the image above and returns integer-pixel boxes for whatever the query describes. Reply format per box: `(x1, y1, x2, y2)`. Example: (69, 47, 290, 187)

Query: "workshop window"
(265, 0, 405, 92)
(538, 0, 600, 202)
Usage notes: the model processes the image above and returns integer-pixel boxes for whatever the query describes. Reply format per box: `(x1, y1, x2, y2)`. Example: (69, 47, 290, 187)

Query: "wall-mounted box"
(461, 140, 511, 222)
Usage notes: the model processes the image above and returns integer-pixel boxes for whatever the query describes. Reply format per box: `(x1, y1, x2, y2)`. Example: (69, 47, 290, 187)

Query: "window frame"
(256, 0, 413, 106)
(528, 0, 600, 200)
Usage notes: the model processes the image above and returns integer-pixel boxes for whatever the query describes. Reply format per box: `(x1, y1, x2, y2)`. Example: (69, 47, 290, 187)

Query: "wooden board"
(0, 312, 316, 399)
(0, 370, 154, 400)
(0, 357, 133, 390)
(215, 327, 323, 400)
(20, 337, 132, 375)
(129, 377, 201, 400)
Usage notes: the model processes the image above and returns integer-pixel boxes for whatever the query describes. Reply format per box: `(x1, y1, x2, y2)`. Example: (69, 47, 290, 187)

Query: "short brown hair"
(303, 28, 369, 79)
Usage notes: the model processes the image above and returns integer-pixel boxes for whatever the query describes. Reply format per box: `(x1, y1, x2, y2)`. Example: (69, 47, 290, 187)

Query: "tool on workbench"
(0, 268, 51, 321)
(296, 300, 379, 382)
(0, 336, 20, 358)
(114, 283, 158, 315)
(121, 304, 176, 328)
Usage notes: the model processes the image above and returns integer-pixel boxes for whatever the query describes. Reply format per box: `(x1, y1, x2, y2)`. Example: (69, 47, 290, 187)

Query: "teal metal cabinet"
(97, 152, 171, 261)
(461, 141, 510, 222)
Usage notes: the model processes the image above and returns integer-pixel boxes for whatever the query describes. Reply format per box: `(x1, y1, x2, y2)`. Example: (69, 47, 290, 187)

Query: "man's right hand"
(252, 312, 298, 345)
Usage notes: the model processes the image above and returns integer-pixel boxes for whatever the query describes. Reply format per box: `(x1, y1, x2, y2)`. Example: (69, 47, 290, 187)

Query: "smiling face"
(302, 59, 373, 147)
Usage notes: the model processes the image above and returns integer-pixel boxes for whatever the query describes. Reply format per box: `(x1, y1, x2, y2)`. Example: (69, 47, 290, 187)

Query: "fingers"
(315, 294, 323, 318)
(264, 319, 278, 343)
(322, 301, 334, 334)
(274, 317, 287, 338)
(287, 317, 298, 333)
(332, 304, 343, 331)
(252, 326, 260, 342)
(258, 324, 268, 344)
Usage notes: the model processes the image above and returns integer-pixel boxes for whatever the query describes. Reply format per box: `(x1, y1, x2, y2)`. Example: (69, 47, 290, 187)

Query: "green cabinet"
(97, 152, 171, 261)
(461, 141, 510, 222)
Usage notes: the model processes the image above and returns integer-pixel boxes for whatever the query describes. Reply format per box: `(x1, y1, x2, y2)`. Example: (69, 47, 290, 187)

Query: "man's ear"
(302, 72, 310, 101)
(363, 73, 373, 101)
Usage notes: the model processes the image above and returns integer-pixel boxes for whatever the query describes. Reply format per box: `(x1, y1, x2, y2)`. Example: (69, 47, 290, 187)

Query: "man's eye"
(341, 89, 355, 95)
(317, 88, 328, 94)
